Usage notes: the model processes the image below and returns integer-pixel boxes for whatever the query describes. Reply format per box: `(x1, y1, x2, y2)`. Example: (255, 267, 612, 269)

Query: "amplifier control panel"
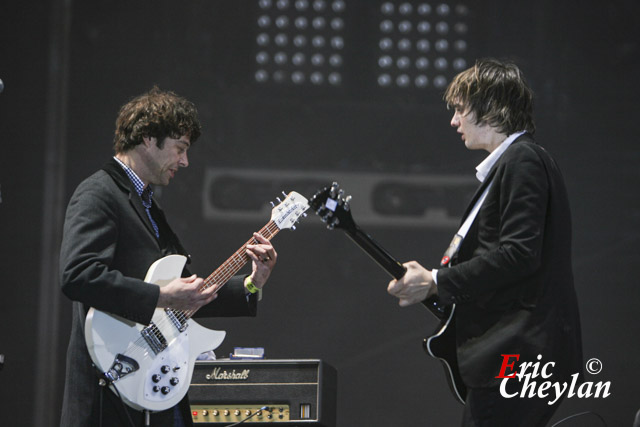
(191, 404, 290, 424)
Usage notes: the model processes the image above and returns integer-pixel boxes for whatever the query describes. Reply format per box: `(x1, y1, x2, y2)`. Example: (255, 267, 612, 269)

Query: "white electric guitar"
(84, 191, 309, 412)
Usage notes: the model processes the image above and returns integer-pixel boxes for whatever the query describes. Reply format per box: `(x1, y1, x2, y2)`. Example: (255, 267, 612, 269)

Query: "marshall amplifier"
(189, 359, 336, 426)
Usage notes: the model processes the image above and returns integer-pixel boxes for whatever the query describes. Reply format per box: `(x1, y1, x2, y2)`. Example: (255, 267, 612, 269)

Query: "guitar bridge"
(141, 322, 168, 355)
(103, 353, 140, 383)
(165, 308, 189, 333)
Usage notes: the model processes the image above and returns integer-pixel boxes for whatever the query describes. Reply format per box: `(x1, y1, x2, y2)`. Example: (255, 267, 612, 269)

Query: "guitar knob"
(152, 374, 161, 383)
(161, 365, 170, 374)
(153, 385, 160, 393)
(170, 377, 179, 386)
(161, 386, 171, 395)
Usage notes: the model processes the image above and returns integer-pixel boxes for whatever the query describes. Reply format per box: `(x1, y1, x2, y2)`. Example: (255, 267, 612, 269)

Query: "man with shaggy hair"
(387, 59, 583, 426)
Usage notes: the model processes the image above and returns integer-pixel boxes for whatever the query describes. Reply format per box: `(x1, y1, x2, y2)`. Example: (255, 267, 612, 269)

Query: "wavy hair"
(113, 86, 201, 153)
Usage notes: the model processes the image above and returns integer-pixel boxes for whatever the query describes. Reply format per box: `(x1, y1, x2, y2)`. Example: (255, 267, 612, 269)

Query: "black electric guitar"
(309, 183, 466, 404)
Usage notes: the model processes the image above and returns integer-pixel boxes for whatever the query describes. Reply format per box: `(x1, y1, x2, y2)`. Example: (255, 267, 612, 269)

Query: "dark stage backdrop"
(1, 1, 639, 426)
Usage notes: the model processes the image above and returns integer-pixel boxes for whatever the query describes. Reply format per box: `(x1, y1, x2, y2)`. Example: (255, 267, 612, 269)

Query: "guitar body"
(84, 191, 309, 412)
(423, 304, 467, 404)
(85, 254, 226, 411)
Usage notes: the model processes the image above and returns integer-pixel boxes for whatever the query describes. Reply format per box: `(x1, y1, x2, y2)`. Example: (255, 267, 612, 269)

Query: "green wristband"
(244, 276, 259, 294)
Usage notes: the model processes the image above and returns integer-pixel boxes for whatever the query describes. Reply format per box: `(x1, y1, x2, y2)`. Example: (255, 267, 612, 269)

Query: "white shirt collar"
(475, 131, 526, 182)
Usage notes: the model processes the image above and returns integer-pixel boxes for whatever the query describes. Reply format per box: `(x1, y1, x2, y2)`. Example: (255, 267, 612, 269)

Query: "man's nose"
(450, 112, 459, 127)
(180, 152, 189, 167)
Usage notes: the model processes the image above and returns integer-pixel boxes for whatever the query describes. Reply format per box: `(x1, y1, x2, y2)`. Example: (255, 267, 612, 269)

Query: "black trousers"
(461, 384, 563, 427)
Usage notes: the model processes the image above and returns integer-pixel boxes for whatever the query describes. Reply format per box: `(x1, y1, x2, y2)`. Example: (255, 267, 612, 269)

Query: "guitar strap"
(440, 182, 493, 268)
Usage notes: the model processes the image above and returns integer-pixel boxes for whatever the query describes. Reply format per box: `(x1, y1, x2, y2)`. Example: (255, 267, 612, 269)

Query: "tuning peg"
(282, 191, 287, 197)
(276, 197, 282, 203)
(270, 201, 276, 208)
(344, 195, 352, 211)
(327, 223, 334, 230)
(330, 182, 339, 198)
(337, 189, 345, 204)
(302, 212, 308, 217)
(291, 225, 296, 231)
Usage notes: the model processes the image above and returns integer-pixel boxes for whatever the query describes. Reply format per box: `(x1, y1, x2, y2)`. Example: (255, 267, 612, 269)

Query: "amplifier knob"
(212, 410, 219, 416)
(224, 410, 230, 416)
(234, 410, 240, 416)
(161, 386, 170, 395)
(202, 410, 208, 416)
(245, 410, 251, 416)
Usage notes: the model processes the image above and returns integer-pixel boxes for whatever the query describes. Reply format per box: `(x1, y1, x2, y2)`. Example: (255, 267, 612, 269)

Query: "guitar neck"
(183, 220, 280, 319)
(343, 225, 406, 280)
(343, 224, 448, 320)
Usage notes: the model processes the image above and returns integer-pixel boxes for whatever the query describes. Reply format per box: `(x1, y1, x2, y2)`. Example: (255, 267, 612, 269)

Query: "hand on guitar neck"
(310, 182, 465, 404)
(387, 260, 438, 307)
(156, 232, 277, 311)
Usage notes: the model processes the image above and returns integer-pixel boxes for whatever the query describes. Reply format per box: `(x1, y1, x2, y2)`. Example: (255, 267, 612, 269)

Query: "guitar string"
(117, 221, 282, 364)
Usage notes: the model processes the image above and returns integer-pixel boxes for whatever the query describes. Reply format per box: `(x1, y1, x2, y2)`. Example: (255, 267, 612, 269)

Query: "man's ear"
(142, 135, 155, 147)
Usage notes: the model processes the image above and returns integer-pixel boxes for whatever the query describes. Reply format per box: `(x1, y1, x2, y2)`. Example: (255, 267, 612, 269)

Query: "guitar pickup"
(165, 308, 189, 333)
(141, 322, 168, 355)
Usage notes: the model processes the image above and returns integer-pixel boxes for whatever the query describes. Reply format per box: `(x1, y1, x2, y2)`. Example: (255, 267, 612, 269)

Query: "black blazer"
(59, 158, 257, 426)
(436, 135, 583, 388)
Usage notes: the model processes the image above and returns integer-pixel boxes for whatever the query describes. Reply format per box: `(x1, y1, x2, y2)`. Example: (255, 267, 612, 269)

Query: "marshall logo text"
(205, 367, 251, 381)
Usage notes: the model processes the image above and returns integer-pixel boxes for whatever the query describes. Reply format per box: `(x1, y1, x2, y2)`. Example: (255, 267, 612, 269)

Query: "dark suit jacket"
(59, 158, 257, 426)
(436, 134, 583, 389)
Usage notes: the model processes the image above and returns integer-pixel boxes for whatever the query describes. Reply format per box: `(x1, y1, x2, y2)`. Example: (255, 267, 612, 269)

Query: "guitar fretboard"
(181, 220, 280, 319)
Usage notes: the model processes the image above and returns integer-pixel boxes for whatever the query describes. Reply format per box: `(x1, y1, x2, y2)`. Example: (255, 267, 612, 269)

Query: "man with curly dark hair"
(59, 87, 278, 427)
(387, 59, 583, 426)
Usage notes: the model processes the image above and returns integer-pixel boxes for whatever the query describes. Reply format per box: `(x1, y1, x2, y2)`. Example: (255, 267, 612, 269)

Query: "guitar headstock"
(309, 182, 356, 232)
(270, 191, 309, 231)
